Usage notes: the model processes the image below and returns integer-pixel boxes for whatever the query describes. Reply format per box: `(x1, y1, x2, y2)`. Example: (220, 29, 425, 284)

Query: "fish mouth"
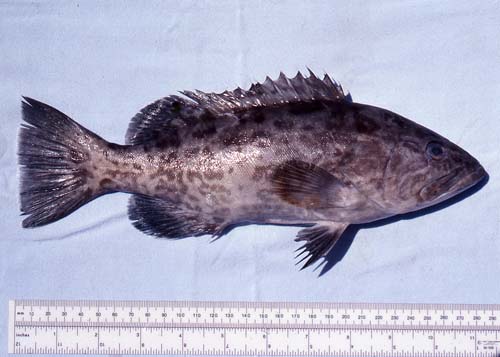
(419, 165, 487, 205)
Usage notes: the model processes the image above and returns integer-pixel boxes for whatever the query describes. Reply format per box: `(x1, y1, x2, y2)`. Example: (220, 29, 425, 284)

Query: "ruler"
(8, 300, 500, 356)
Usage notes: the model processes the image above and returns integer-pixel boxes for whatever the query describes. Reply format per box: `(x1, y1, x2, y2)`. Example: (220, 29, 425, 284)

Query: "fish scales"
(18, 71, 486, 269)
(91, 102, 390, 224)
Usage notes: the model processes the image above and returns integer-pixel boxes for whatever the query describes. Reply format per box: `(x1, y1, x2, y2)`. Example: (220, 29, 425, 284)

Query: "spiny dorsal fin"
(181, 70, 351, 114)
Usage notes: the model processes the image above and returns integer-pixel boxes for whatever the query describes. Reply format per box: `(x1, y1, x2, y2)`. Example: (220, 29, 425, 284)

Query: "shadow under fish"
(18, 70, 487, 270)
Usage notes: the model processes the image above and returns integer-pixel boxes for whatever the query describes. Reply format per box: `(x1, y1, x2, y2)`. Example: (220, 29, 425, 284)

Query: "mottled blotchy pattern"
(18, 71, 486, 269)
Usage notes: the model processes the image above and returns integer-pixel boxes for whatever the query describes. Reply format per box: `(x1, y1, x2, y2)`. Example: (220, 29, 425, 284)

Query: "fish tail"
(18, 97, 107, 228)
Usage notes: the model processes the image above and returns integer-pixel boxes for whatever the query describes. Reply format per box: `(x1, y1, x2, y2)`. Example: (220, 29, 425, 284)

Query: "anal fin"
(128, 194, 218, 239)
(295, 222, 348, 269)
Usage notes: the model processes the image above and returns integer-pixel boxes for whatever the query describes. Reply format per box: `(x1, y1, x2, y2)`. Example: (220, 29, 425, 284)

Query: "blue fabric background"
(1, 1, 499, 354)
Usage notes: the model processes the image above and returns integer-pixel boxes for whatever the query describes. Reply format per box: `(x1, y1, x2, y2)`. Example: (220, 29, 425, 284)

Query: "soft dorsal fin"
(181, 70, 351, 114)
(125, 95, 203, 146)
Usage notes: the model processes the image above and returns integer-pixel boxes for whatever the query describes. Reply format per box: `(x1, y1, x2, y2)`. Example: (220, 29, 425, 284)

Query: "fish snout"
(443, 156, 487, 201)
(459, 161, 487, 190)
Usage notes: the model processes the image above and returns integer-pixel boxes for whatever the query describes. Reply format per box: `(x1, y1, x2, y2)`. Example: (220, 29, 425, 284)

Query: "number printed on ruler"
(8, 300, 500, 356)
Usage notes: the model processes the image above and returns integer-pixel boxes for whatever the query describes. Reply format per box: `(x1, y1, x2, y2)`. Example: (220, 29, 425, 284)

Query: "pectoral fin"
(271, 160, 366, 209)
(295, 222, 348, 269)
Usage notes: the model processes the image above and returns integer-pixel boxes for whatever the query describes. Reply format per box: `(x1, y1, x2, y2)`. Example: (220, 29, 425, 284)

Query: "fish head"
(381, 115, 487, 213)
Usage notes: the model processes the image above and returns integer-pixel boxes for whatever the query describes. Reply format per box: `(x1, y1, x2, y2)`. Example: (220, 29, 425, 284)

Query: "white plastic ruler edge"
(10, 299, 500, 310)
(8, 300, 14, 354)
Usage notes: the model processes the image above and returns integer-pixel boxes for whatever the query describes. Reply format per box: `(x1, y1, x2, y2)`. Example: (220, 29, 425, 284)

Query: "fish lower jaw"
(418, 166, 486, 208)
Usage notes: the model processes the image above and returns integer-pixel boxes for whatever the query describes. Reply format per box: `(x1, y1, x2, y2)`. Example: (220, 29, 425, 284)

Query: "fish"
(18, 70, 487, 269)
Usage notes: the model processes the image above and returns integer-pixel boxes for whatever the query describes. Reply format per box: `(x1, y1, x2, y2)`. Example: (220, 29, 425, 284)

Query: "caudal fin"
(19, 97, 105, 227)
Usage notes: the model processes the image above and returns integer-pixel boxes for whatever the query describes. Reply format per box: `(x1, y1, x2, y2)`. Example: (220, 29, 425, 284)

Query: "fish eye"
(426, 141, 445, 160)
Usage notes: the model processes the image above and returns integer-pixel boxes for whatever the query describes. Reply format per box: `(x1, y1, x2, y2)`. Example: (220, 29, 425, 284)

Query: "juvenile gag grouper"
(19, 71, 487, 269)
